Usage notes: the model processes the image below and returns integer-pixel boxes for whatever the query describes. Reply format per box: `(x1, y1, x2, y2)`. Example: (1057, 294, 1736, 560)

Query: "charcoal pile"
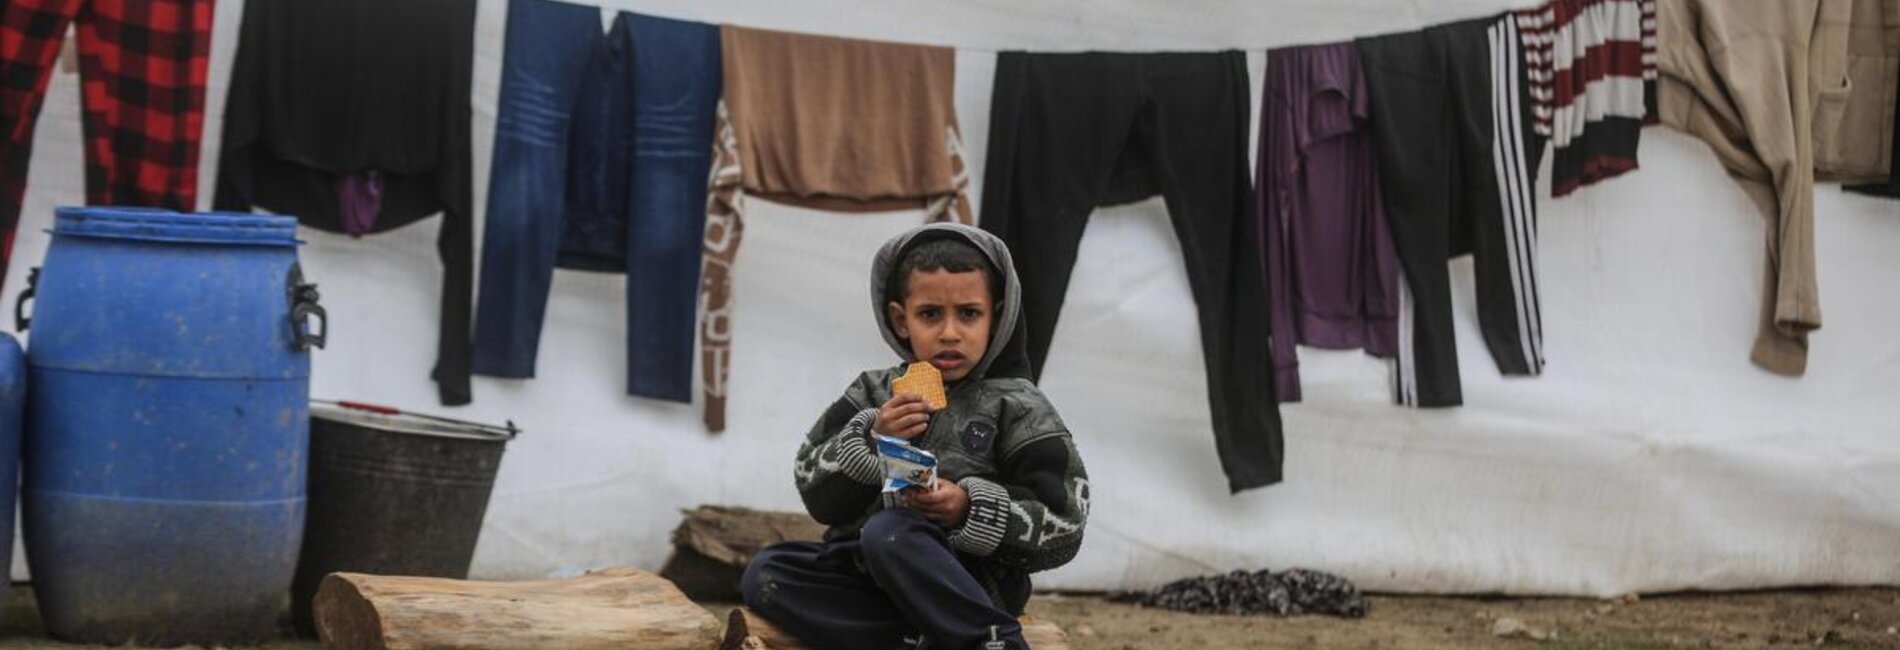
(1110, 568, 1368, 618)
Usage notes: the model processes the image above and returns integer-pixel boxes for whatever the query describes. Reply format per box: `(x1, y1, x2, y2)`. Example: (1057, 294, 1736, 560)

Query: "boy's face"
(887, 269, 993, 383)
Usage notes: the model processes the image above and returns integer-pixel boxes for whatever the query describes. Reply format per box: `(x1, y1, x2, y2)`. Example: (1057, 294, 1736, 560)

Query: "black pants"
(742, 509, 1026, 650)
(979, 51, 1282, 492)
(1356, 16, 1545, 408)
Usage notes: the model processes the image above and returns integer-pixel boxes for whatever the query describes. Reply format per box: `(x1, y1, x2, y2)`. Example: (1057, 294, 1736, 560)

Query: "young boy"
(742, 224, 1090, 650)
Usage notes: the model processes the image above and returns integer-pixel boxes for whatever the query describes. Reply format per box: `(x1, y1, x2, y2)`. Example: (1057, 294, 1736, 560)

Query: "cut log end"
(313, 573, 389, 650)
(663, 506, 828, 602)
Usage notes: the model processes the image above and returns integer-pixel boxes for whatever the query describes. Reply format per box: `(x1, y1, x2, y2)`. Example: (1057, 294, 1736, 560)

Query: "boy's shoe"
(982, 625, 1023, 650)
(898, 626, 1025, 650)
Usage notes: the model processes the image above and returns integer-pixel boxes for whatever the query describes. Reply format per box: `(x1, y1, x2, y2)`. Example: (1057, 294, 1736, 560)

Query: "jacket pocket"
(1815, 55, 1896, 179)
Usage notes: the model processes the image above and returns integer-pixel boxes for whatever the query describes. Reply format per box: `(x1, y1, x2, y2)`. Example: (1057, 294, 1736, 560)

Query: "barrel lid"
(312, 400, 519, 443)
(54, 207, 299, 247)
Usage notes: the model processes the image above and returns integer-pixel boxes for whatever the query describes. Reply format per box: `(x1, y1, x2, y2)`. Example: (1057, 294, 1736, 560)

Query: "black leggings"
(1357, 16, 1546, 408)
(979, 51, 1283, 492)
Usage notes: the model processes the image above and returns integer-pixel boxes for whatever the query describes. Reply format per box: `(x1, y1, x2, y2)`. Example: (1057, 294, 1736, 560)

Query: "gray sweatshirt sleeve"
(947, 395, 1089, 573)
(793, 375, 885, 526)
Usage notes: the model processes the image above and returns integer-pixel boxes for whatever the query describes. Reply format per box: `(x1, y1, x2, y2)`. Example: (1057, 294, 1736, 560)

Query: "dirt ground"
(0, 587, 1893, 649)
(1028, 589, 1900, 650)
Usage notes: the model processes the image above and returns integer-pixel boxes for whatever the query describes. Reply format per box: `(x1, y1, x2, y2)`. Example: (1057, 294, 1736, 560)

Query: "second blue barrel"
(22, 207, 324, 645)
(0, 334, 27, 615)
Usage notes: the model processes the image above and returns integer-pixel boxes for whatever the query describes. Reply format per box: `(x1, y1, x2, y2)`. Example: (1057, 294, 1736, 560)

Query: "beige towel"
(700, 26, 973, 432)
(721, 24, 971, 216)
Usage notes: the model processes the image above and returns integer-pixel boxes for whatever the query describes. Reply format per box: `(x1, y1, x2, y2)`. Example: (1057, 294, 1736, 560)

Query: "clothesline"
(574, 0, 1546, 55)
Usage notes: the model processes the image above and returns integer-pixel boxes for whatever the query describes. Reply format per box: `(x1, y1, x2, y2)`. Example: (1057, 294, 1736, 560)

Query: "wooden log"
(1019, 617, 1071, 650)
(720, 607, 1069, 650)
(661, 505, 829, 601)
(314, 566, 722, 650)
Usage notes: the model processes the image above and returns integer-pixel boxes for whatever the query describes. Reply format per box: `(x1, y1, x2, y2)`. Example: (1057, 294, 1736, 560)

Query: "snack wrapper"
(875, 434, 938, 508)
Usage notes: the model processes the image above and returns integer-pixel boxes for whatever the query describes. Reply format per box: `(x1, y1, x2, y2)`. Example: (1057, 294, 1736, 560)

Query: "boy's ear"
(886, 301, 909, 338)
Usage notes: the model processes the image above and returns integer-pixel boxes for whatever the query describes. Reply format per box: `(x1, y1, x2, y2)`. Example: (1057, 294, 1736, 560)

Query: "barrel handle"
(14, 267, 38, 332)
(287, 264, 327, 351)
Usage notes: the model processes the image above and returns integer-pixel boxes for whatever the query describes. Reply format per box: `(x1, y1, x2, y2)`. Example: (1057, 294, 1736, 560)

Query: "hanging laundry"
(1844, 68, 1900, 196)
(1513, 0, 1658, 196)
(1836, 0, 1900, 198)
(700, 26, 974, 432)
(557, 12, 638, 274)
(1258, 42, 1402, 404)
(1357, 15, 1546, 409)
(1, 0, 214, 286)
(978, 51, 1282, 492)
(1657, 0, 1897, 377)
(336, 170, 385, 237)
(473, 0, 720, 406)
(1843, 60, 1900, 198)
(214, 0, 477, 405)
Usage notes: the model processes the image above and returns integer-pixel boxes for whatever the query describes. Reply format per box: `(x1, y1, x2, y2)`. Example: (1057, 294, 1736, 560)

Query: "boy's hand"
(875, 393, 931, 439)
(906, 480, 968, 528)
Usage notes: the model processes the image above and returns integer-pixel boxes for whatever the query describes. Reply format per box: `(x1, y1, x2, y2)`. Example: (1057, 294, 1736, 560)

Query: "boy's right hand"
(875, 393, 932, 439)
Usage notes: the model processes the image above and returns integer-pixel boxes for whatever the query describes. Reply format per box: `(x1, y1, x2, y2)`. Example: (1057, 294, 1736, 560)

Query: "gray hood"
(871, 223, 1032, 382)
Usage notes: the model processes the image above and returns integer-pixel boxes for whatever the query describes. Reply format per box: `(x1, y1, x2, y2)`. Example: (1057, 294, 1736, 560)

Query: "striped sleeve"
(793, 375, 888, 526)
(947, 476, 1012, 556)
(794, 408, 883, 490)
(946, 436, 1089, 573)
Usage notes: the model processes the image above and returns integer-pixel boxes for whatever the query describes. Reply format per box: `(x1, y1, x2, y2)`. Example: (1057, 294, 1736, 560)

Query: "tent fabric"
(7, 0, 1899, 596)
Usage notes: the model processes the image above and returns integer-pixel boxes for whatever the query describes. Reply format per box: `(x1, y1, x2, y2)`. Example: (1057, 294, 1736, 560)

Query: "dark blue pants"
(742, 509, 1028, 650)
(473, 0, 718, 403)
(622, 14, 720, 402)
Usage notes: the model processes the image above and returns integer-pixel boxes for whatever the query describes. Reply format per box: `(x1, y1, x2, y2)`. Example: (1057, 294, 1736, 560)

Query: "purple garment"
(1259, 42, 1401, 403)
(336, 169, 384, 236)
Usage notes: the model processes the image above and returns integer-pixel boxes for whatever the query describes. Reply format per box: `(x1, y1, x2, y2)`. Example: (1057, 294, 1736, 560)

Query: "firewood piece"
(313, 566, 721, 650)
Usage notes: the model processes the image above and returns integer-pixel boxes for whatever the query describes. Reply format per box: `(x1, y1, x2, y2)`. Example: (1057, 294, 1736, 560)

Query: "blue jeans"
(624, 14, 720, 402)
(474, 0, 719, 403)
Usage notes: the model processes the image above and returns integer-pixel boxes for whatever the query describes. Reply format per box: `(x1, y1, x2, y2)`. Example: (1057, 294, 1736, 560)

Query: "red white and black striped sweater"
(1515, 0, 1658, 196)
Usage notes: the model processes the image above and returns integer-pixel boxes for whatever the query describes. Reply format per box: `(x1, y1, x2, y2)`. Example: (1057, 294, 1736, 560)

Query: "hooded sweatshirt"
(791, 223, 1089, 614)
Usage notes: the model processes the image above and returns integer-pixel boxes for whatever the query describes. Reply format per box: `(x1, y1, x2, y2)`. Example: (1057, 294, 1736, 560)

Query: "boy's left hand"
(905, 480, 968, 528)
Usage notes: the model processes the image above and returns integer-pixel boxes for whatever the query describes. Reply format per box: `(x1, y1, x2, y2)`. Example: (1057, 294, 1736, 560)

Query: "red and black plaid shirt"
(1, 0, 214, 282)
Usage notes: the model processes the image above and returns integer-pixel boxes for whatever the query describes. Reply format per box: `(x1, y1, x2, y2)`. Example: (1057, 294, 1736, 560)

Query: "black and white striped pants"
(1357, 15, 1547, 408)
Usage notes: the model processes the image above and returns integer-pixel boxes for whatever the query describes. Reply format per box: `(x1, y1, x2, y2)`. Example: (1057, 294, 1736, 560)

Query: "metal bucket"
(290, 400, 517, 634)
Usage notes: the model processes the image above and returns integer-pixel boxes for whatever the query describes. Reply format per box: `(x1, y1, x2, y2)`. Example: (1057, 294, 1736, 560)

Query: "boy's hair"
(890, 238, 1000, 304)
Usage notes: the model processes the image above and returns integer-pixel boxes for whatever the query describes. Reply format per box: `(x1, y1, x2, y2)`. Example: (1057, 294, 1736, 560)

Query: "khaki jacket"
(1659, 0, 1898, 376)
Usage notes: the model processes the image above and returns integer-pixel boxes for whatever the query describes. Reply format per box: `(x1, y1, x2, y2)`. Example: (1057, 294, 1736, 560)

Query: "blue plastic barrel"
(0, 334, 25, 614)
(20, 207, 325, 645)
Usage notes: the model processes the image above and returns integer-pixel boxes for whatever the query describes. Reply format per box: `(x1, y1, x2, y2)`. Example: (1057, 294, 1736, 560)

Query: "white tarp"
(11, 0, 1899, 596)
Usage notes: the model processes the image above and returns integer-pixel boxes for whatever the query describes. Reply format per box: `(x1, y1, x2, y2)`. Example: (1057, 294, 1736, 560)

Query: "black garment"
(743, 509, 1029, 650)
(979, 51, 1282, 492)
(1356, 16, 1546, 408)
(214, 0, 476, 406)
(555, 14, 633, 272)
(1844, 64, 1900, 198)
